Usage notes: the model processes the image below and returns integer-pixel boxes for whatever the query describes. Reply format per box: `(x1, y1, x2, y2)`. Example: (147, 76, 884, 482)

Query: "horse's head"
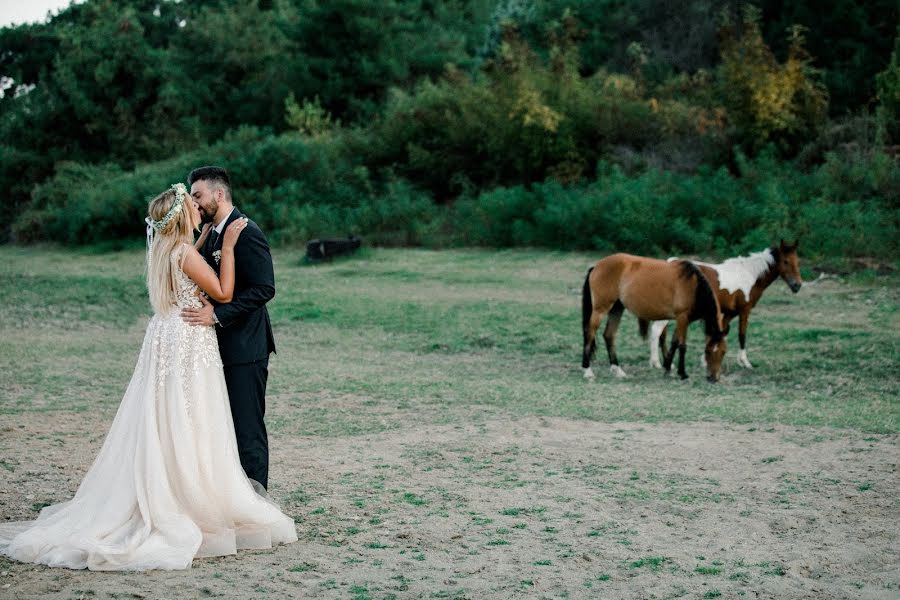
(705, 334, 727, 382)
(778, 239, 802, 293)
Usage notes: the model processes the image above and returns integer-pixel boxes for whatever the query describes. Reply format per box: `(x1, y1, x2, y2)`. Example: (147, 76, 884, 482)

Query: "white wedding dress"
(0, 247, 297, 570)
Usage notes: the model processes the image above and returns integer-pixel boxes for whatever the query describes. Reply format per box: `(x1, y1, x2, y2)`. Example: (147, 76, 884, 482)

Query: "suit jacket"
(201, 208, 277, 366)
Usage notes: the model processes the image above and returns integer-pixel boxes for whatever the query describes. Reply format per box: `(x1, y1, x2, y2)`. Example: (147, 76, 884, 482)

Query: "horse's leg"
(649, 321, 667, 369)
(737, 310, 753, 368)
(662, 332, 679, 374)
(582, 309, 599, 379)
(668, 316, 689, 379)
(582, 305, 609, 380)
(659, 322, 668, 363)
(603, 301, 627, 377)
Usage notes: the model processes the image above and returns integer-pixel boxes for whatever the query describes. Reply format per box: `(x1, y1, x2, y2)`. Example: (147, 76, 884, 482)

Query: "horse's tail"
(679, 260, 723, 342)
(638, 319, 649, 339)
(582, 267, 594, 338)
(581, 266, 598, 369)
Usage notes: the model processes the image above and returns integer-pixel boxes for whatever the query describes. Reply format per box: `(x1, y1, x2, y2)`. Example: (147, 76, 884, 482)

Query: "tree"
(875, 29, 900, 143)
(718, 6, 828, 153)
(758, 0, 899, 116)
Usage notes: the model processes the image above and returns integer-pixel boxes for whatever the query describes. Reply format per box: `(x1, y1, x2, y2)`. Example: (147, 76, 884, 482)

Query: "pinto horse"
(649, 240, 802, 370)
(582, 254, 727, 382)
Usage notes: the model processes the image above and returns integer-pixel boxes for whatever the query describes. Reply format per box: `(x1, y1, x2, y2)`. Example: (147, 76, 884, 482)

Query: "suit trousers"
(223, 358, 269, 490)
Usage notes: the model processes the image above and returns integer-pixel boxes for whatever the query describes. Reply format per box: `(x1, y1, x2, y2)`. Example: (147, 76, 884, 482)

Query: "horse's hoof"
(679, 373, 689, 380)
(583, 368, 595, 380)
(649, 360, 662, 369)
(610, 365, 627, 378)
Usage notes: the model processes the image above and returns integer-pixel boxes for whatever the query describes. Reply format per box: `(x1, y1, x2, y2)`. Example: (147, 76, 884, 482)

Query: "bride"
(0, 183, 298, 570)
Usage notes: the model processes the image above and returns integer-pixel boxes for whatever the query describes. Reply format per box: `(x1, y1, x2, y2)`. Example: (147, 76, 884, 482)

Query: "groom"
(181, 166, 276, 490)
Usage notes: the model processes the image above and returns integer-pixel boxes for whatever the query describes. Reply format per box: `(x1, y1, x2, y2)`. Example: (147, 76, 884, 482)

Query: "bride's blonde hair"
(146, 186, 197, 315)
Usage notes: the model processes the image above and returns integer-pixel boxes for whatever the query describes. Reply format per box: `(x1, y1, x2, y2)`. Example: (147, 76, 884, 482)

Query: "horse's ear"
(793, 237, 800, 249)
(779, 238, 786, 249)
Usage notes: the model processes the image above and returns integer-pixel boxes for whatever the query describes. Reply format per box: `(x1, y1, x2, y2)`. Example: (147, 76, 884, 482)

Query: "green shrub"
(12, 125, 896, 261)
(363, 23, 729, 199)
(875, 29, 900, 143)
(798, 199, 897, 259)
(11, 127, 440, 248)
(448, 150, 898, 260)
(718, 7, 829, 154)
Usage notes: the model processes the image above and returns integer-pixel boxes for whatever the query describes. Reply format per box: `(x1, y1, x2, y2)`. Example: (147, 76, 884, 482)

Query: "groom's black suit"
(201, 207, 276, 489)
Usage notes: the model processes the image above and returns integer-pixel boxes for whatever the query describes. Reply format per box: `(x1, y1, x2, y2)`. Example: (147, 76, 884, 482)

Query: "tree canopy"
(1, 0, 896, 257)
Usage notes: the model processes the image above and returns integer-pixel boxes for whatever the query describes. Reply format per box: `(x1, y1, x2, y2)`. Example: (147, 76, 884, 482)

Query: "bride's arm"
(194, 223, 213, 250)
(181, 218, 248, 303)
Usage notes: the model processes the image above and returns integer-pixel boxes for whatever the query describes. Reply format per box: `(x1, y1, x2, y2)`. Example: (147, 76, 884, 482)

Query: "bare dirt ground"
(1, 404, 897, 600)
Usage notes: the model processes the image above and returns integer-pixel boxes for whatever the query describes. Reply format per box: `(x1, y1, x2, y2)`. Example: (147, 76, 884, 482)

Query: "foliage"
(0, 0, 897, 260)
(801, 146, 900, 257)
(284, 94, 340, 138)
(520, 0, 743, 77)
(452, 161, 757, 255)
(0, 0, 491, 235)
(11, 127, 439, 247)
(279, 0, 492, 121)
(717, 6, 828, 153)
(452, 146, 897, 260)
(15, 134, 897, 260)
(514, 0, 896, 116)
(875, 29, 900, 143)
(363, 21, 729, 200)
(757, 0, 898, 116)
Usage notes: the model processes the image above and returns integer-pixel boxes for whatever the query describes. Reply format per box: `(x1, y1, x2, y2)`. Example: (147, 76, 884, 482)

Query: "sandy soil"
(0, 410, 897, 599)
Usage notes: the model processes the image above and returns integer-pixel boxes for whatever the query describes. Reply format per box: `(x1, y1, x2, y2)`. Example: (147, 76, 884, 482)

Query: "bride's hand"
(222, 217, 249, 249)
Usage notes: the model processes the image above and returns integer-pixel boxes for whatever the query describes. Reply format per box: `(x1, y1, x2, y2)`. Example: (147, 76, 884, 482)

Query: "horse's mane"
(678, 260, 723, 341)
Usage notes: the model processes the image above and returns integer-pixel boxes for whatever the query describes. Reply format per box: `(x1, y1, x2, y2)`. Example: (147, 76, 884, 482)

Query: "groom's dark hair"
(188, 166, 232, 201)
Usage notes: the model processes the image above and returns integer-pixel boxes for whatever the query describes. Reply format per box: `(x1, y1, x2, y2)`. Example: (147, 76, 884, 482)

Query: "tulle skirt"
(0, 313, 297, 570)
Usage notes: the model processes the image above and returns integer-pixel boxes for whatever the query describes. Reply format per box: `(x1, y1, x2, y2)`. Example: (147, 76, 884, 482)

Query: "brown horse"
(649, 240, 802, 370)
(582, 254, 727, 382)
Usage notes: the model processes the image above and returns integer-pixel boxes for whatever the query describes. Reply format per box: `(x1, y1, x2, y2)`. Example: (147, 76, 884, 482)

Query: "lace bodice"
(174, 244, 203, 309)
(174, 264, 203, 309)
(144, 244, 222, 404)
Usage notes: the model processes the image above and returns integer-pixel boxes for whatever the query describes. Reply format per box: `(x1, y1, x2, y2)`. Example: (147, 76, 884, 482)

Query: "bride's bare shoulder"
(179, 242, 200, 257)
(178, 243, 204, 269)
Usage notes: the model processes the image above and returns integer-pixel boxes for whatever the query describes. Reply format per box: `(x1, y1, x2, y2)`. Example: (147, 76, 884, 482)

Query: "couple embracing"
(0, 167, 297, 570)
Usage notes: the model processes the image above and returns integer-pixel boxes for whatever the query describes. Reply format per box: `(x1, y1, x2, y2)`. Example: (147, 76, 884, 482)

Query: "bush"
(718, 6, 828, 155)
(259, 179, 442, 247)
(12, 125, 897, 261)
(448, 150, 898, 260)
(876, 29, 900, 143)
(11, 127, 441, 248)
(362, 23, 730, 200)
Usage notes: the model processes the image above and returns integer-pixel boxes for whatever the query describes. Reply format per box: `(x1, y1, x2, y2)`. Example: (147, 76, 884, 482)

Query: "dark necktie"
(209, 228, 219, 249)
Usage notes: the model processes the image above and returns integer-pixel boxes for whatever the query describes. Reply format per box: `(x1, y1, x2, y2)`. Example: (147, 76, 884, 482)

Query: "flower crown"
(145, 183, 187, 232)
(144, 183, 188, 270)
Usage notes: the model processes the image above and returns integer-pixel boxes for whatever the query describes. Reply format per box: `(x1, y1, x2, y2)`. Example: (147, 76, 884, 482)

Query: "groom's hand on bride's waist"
(181, 294, 216, 327)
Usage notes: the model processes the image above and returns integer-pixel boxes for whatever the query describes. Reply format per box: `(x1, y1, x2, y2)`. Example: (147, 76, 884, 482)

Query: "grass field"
(0, 246, 898, 599)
